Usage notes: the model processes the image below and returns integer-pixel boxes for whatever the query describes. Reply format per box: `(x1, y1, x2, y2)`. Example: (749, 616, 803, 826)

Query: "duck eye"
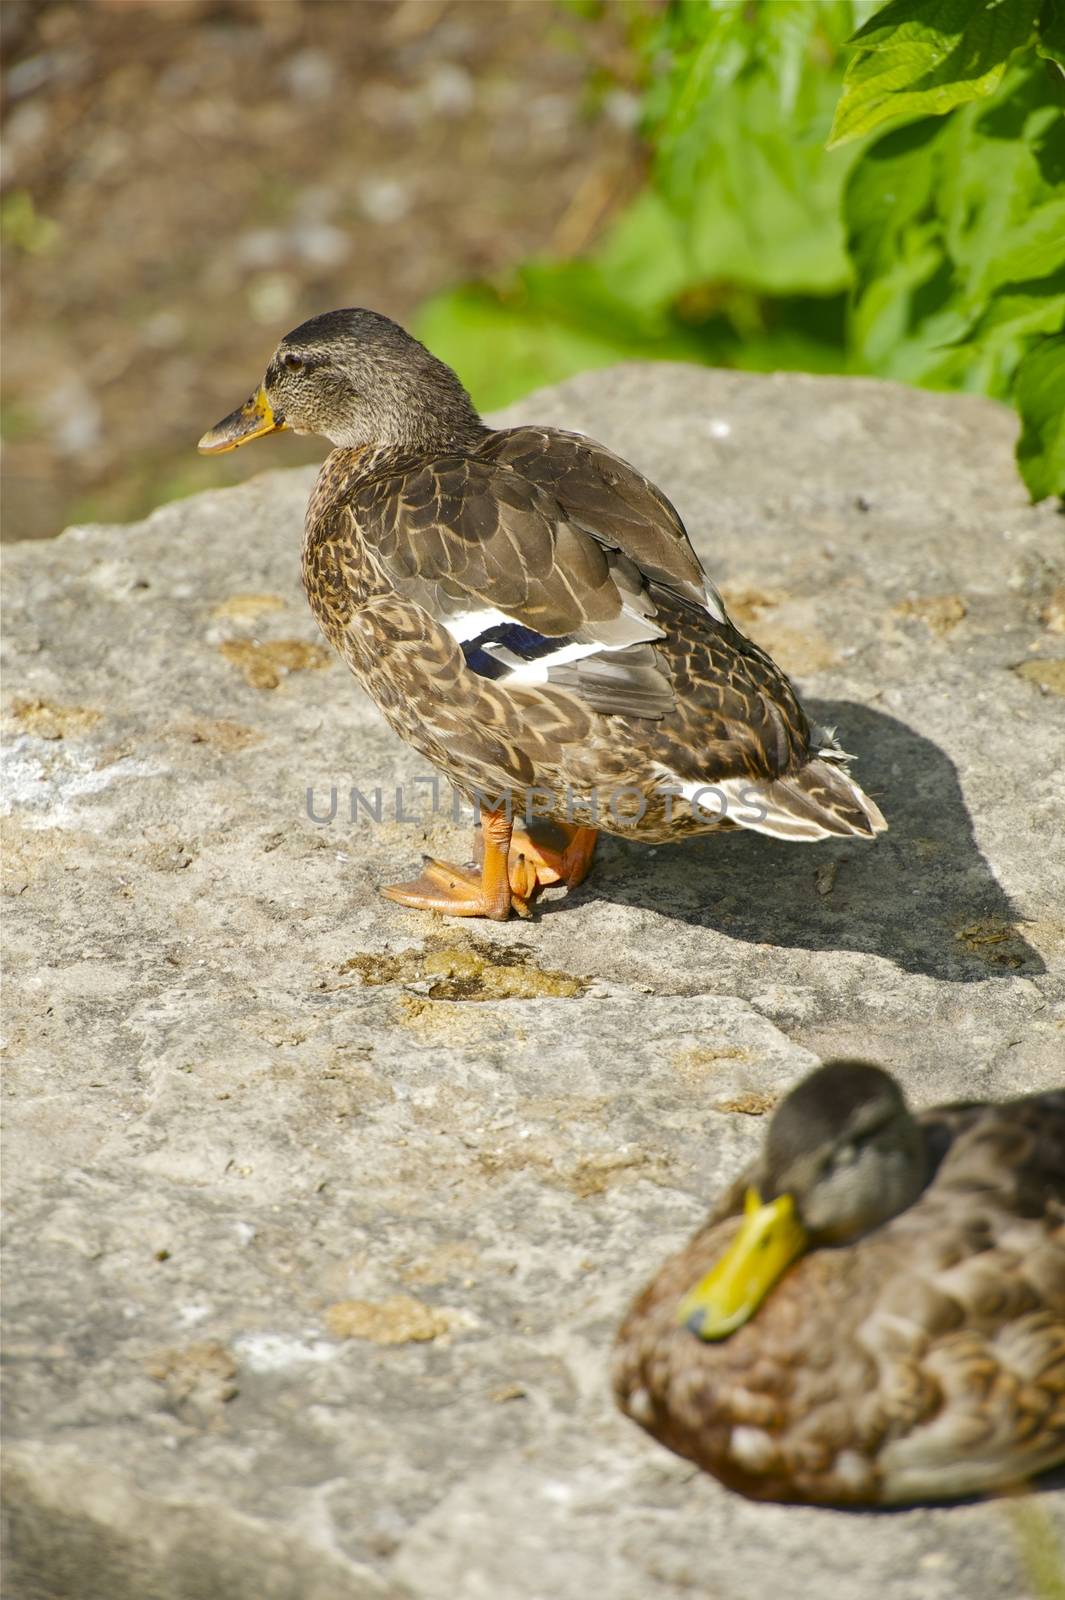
(281, 352, 305, 373)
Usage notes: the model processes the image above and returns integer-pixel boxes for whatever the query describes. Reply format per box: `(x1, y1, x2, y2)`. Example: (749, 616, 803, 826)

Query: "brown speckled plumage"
(200, 310, 886, 910)
(300, 426, 834, 838)
(613, 1067, 1065, 1505)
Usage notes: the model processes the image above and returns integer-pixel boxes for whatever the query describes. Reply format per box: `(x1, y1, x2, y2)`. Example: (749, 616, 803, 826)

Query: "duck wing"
(349, 426, 776, 731)
(478, 425, 719, 614)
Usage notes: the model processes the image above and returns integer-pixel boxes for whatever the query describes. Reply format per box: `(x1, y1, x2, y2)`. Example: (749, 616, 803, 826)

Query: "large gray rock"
(3, 365, 1063, 1600)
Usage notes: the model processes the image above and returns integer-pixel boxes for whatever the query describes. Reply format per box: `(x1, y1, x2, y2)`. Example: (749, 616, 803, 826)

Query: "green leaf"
(414, 286, 636, 411)
(590, 191, 694, 319)
(1036, 0, 1065, 68)
(414, 0, 1059, 503)
(959, 268, 1065, 344)
(683, 69, 860, 292)
(845, 59, 1065, 390)
(829, 0, 1041, 147)
(1014, 334, 1065, 497)
(646, 2, 865, 293)
(414, 268, 720, 413)
(983, 196, 1065, 284)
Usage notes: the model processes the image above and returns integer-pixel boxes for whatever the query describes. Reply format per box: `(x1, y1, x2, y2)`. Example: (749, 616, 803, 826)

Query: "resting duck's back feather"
(613, 1090, 1065, 1505)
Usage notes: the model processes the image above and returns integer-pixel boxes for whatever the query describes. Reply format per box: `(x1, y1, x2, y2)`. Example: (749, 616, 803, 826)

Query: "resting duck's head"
(680, 1060, 928, 1340)
(197, 308, 480, 458)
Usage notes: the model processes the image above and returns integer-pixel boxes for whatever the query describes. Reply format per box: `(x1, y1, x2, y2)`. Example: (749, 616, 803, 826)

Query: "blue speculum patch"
(462, 621, 575, 680)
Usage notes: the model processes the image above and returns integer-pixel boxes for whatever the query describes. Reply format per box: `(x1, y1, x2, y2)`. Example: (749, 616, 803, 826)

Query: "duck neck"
(394, 398, 487, 458)
(305, 417, 489, 533)
(324, 354, 488, 461)
(303, 448, 371, 536)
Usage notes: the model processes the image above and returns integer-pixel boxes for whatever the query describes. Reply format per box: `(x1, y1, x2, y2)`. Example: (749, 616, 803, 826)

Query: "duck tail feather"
(722, 760, 887, 842)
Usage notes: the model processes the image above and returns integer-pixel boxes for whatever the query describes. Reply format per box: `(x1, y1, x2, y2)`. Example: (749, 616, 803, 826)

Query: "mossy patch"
(718, 584, 788, 625)
(395, 993, 504, 1045)
(339, 935, 585, 1002)
(219, 638, 332, 689)
(211, 592, 286, 622)
(752, 623, 841, 675)
(954, 917, 1029, 969)
(9, 697, 102, 740)
(168, 716, 262, 751)
(1013, 658, 1065, 697)
(145, 1341, 239, 1414)
(715, 1091, 779, 1116)
(670, 1044, 753, 1085)
(325, 1295, 455, 1344)
(893, 594, 967, 636)
(475, 1140, 660, 1197)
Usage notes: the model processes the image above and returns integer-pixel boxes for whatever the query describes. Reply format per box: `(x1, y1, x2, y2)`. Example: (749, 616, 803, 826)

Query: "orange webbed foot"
(380, 856, 531, 921)
(509, 819, 599, 892)
(380, 808, 532, 922)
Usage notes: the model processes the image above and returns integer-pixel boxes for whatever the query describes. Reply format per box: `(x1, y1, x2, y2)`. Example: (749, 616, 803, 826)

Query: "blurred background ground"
(1, 0, 640, 542)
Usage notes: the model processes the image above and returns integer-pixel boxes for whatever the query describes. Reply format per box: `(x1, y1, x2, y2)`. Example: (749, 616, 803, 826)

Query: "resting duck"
(199, 309, 885, 920)
(613, 1061, 1065, 1505)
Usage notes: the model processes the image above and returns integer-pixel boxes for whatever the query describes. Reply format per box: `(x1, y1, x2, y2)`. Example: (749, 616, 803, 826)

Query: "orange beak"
(197, 386, 288, 454)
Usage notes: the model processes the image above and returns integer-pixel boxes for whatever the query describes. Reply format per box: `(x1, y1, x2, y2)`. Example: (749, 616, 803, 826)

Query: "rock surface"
(3, 365, 1064, 1600)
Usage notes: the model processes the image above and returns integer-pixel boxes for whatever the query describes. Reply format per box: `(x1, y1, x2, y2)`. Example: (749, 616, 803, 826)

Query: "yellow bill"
(677, 1188, 808, 1341)
(197, 387, 287, 455)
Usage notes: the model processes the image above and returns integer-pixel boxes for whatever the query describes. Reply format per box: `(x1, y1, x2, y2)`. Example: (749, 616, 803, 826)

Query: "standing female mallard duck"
(613, 1061, 1065, 1505)
(199, 309, 885, 920)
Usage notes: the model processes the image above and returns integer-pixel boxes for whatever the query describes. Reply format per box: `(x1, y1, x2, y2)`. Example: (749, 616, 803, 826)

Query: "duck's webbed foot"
(507, 817, 599, 898)
(380, 809, 531, 921)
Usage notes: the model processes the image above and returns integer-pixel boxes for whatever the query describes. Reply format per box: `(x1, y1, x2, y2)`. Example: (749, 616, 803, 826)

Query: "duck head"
(679, 1060, 928, 1340)
(197, 308, 481, 458)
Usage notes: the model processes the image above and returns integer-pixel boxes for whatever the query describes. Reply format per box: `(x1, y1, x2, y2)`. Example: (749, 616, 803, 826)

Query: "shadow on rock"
(573, 701, 1044, 982)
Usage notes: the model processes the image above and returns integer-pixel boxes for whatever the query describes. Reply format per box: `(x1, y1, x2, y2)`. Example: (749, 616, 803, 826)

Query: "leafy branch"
(830, 0, 1065, 496)
(418, 0, 1065, 498)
